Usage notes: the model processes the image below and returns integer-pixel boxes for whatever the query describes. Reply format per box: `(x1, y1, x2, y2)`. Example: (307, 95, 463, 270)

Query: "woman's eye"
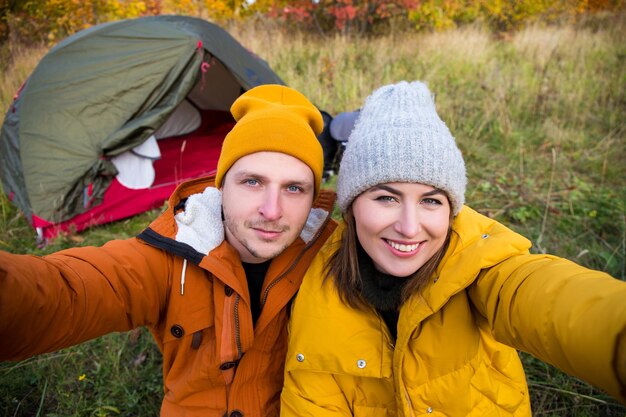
(375, 195, 396, 202)
(422, 198, 442, 205)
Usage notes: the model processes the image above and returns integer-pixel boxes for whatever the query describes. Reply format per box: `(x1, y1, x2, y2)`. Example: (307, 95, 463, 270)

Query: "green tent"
(0, 15, 284, 241)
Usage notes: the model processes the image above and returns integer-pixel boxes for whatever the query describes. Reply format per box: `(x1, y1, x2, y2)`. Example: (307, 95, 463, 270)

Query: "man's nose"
(258, 187, 282, 220)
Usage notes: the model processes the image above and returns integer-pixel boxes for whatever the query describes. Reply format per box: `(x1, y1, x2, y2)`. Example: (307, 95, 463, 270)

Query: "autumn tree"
(260, 0, 419, 35)
(1, 0, 623, 45)
(2, 0, 161, 43)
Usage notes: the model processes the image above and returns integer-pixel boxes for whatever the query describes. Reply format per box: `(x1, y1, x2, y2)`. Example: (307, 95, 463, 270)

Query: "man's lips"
(252, 227, 285, 240)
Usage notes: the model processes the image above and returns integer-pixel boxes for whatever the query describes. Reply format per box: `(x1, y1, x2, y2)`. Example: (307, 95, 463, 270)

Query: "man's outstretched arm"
(0, 238, 171, 360)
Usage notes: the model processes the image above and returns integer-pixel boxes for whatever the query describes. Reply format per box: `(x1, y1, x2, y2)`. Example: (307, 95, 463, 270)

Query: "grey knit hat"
(337, 81, 467, 215)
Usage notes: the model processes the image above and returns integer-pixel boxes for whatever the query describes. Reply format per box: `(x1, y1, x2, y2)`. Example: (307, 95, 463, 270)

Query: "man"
(0, 85, 337, 417)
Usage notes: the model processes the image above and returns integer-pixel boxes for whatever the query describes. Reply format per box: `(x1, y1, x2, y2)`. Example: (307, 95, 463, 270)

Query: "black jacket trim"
(137, 228, 205, 265)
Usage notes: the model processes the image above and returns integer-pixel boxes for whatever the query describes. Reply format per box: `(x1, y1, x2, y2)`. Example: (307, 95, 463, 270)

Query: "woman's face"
(352, 182, 451, 277)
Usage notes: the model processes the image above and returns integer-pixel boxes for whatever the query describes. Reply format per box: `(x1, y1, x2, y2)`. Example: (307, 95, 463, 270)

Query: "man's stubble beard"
(223, 216, 294, 261)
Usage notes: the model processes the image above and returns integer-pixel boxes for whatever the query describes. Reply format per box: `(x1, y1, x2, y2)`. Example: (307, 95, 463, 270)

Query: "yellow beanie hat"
(215, 84, 324, 196)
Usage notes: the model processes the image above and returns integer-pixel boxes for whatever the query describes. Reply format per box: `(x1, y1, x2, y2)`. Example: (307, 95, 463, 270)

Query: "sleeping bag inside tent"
(0, 15, 285, 242)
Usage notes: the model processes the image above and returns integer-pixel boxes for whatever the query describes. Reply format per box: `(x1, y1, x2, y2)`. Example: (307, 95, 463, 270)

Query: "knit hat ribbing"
(337, 81, 466, 215)
(215, 85, 324, 196)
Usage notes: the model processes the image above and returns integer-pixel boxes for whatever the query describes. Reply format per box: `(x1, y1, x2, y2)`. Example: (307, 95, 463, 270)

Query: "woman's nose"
(394, 205, 421, 237)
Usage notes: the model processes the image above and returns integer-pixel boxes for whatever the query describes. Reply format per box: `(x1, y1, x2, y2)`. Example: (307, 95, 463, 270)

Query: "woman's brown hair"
(324, 205, 453, 310)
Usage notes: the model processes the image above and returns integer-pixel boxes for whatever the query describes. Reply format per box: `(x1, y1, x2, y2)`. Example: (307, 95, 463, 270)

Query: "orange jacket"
(0, 176, 337, 417)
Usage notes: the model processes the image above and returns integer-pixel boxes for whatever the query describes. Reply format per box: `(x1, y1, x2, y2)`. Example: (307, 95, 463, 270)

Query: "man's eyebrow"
(231, 170, 278, 184)
(231, 170, 266, 180)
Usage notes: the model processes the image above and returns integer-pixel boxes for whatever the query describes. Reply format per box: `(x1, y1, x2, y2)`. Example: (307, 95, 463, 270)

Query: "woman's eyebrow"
(370, 184, 402, 195)
(423, 188, 446, 197)
(370, 185, 446, 197)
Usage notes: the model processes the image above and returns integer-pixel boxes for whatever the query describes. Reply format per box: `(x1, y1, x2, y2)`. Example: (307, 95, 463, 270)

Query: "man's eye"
(287, 185, 303, 193)
(244, 179, 259, 186)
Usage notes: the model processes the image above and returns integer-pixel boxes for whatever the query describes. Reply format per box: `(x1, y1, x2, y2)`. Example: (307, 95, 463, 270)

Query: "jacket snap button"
(296, 353, 305, 362)
(170, 324, 184, 338)
(230, 411, 243, 417)
(357, 359, 366, 368)
(481, 233, 489, 239)
(427, 407, 433, 413)
(224, 286, 234, 296)
(219, 361, 237, 370)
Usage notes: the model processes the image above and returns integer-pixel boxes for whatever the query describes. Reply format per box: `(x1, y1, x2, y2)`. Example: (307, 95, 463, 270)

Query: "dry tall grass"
(0, 44, 47, 115)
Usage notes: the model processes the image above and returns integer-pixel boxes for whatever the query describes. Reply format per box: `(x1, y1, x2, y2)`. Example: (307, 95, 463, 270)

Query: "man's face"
(221, 151, 315, 264)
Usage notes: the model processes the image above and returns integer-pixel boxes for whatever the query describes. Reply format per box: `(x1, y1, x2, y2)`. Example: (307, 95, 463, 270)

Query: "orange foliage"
(408, 0, 624, 32)
(1, 0, 623, 44)
(2, 0, 161, 43)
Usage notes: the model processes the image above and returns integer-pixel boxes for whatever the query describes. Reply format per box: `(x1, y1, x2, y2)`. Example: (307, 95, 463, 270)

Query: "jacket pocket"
(163, 306, 214, 345)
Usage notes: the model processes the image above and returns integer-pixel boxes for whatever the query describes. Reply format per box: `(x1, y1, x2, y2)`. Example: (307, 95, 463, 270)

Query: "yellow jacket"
(282, 206, 626, 416)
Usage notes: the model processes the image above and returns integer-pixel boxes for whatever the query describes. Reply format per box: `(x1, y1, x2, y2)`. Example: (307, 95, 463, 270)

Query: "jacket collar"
(286, 226, 395, 379)
(138, 175, 336, 264)
(402, 206, 532, 324)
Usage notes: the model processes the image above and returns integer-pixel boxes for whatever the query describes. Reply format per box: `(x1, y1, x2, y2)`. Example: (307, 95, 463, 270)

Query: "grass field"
(1, 12, 625, 416)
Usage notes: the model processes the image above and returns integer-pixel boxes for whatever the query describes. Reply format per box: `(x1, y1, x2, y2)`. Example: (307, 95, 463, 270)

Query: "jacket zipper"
(404, 385, 416, 417)
(234, 294, 242, 358)
(260, 213, 332, 309)
(231, 208, 332, 373)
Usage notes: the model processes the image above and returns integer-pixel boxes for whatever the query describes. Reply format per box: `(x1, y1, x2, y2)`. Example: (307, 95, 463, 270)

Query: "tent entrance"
(31, 109, 234, 240)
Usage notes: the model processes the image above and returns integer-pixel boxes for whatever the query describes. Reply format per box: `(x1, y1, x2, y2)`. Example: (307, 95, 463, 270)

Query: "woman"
(281, 81, 626, 416)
